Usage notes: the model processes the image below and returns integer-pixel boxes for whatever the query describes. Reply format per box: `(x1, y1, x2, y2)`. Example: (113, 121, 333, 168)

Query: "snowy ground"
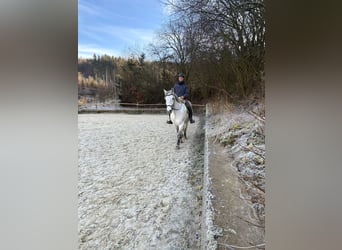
(78, 114, 204, 249)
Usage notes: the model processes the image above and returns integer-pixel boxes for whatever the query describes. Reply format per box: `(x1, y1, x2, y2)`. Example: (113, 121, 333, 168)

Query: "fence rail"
(78, 102, 206, 114)
(118, 102, 206, 107)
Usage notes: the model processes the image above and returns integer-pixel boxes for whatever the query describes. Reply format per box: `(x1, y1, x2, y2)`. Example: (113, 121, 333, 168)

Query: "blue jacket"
(173, 81, 189, 99)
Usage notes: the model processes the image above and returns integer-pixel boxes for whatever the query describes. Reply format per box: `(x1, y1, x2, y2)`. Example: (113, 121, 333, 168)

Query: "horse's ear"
(163, 89, 167, 95)
(171, 88, 174, 94)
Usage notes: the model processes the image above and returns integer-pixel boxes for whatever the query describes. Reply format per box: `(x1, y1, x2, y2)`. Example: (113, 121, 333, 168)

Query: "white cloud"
(78, 0, 101, 16)
(82, 25, 154, 46)
(78, 44, 123, 58)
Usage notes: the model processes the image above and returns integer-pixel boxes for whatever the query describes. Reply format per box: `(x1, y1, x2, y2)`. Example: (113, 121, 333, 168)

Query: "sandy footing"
(78, 114, 204, 249)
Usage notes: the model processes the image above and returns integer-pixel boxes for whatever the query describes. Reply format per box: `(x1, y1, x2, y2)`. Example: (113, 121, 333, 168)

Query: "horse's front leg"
(176, 131, 183, 149)
(178, 124, 185, 143)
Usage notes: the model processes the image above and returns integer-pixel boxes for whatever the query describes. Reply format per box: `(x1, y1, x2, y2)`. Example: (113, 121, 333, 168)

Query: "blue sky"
(78, 0, 169, 59)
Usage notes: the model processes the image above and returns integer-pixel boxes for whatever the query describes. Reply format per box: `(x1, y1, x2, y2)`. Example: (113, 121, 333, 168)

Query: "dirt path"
(208, 138, 265, 249)
(78, 114, 204, 249)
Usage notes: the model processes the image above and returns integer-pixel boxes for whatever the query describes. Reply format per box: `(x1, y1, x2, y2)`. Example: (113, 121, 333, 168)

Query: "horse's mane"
(165, 89, 184, 103)
(173, 93, 179, 101)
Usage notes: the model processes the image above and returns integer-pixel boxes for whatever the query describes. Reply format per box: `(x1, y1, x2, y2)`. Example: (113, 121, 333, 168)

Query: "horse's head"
(164, 89, 176, 112)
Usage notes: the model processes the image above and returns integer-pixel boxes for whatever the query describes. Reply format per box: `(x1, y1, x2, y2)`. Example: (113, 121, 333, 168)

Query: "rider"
(167, 73, 195, 124)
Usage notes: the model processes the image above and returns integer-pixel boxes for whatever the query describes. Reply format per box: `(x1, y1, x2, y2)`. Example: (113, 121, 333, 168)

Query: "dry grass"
(78, 97, 87, 107)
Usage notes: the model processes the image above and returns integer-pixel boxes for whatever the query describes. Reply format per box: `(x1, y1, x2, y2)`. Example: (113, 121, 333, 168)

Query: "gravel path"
(78, 114, 204, 249)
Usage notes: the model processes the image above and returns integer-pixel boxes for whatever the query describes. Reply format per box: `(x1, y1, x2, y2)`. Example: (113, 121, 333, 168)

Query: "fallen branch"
(237, 142, 265, 159)
(235, 215, 264, 228)
(218, 242, 265, 249)
(237, 174, 265, 193)
(248, 111, 265, 123)
(251, 181, 265, 193)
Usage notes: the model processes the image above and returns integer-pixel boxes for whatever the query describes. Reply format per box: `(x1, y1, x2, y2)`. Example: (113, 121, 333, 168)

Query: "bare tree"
(160, 0, 265, 98)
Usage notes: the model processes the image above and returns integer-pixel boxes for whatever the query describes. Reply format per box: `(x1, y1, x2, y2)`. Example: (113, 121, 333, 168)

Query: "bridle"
(165, 93, 181, 111)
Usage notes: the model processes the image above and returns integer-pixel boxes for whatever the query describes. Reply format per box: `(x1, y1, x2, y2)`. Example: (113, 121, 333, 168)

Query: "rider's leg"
(185, 101, 195, 123)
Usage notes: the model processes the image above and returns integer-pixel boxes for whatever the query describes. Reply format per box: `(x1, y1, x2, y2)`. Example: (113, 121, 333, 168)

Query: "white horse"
(164, 89, 190, 149)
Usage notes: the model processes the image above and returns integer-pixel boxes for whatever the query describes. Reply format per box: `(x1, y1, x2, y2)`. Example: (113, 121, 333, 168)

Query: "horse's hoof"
(176, 145, 180, 149)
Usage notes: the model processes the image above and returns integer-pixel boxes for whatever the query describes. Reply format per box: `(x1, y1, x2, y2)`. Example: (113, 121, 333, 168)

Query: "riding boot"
(185, 101, 195, 123)
(166, 113, 173, 124)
